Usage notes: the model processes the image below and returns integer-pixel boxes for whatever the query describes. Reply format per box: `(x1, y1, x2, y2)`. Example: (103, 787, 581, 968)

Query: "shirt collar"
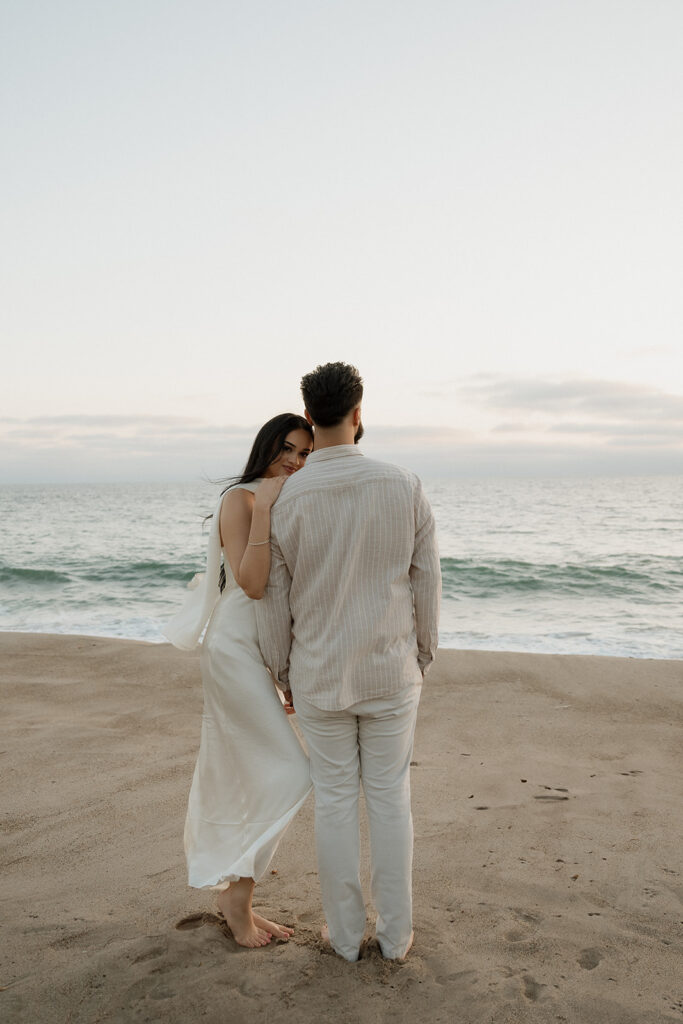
(305, 444, 365, 464)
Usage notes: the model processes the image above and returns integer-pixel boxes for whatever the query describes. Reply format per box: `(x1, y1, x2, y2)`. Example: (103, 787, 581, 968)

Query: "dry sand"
(1, 632, 682, 1023)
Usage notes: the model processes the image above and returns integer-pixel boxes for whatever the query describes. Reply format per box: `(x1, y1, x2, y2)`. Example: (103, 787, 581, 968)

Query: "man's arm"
(410, 480, 441, 675)
(255, 534, 293, 689)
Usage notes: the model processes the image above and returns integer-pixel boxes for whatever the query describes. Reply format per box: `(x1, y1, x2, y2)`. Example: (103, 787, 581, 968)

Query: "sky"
(1, 0, 682, 482)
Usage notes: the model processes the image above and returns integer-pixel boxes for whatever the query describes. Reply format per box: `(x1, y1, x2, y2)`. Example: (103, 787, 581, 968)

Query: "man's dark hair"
(300, 362, 363, 427)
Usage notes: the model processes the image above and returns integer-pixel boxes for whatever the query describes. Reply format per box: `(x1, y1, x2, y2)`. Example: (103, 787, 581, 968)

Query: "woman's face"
(265, 429, 312, 477)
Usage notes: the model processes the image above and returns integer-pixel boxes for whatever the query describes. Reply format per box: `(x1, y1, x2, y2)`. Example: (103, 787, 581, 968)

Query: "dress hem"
(185, 784, 312, 891)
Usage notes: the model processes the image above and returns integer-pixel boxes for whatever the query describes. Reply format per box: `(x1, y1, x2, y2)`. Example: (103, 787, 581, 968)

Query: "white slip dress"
(164, 482, 312, 889)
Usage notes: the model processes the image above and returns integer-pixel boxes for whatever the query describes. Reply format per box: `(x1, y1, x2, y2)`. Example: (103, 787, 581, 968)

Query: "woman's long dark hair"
(221, 413, 313, 494)
(215, 413, 313, 592)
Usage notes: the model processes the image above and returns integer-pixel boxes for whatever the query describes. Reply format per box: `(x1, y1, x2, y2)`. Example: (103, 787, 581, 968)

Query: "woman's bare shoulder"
(219, 487, 254, 545)
(222, 485, 255, 504)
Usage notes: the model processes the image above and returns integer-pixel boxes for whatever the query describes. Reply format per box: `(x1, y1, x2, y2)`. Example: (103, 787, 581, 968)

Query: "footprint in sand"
(296, 910, 319, 924)
(148, 986, 176, 1000)
(175, 913, 214, 931)
(175, 912, 234, 943)
(511, 908, 541, 925)
(578, 948, 602, 970)
(500, 968, 549, 1004)
(503, 909, 542, 946)
(131, 943, 167, 964)
(522, 974, 547, 1002)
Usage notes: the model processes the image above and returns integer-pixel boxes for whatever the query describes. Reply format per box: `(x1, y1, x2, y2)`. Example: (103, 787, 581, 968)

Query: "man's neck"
(312, 428, 356, 450)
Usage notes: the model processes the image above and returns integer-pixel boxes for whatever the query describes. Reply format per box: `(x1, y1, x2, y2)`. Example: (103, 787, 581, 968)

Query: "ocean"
(1, 476, 681, 660)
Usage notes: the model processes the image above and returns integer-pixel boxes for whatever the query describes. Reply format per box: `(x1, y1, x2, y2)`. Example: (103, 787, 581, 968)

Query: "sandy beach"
(2, 632, 682, 1023)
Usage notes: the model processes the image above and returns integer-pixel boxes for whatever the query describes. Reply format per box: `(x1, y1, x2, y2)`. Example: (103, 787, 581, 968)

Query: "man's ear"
(304, 409, 313, 426)
(352, 405, 361, 425)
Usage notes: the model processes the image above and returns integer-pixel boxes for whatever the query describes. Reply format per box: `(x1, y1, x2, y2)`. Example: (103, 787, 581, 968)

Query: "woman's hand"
(253, 476, 287, 512)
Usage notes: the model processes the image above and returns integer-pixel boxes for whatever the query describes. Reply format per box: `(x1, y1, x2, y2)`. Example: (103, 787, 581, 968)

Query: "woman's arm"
(220, 478, 286, 600)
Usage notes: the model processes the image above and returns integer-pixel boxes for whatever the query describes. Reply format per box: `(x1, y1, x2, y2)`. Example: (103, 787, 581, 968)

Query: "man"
(255, 361, 440, 962)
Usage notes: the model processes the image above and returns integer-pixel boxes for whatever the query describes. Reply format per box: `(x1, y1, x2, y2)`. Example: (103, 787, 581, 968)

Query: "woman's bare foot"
(253, 914, 294, 940)
(217, 879, 271, 948)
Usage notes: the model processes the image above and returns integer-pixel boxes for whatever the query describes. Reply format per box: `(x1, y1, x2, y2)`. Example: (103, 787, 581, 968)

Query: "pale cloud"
(458, 375, 683, 418)
(1, 415, 254, 444)
(360, 424, 472, 445)
(491, 421, 540, 434)
(24, 415, 202, 427)
(547, 422, 682, 439)
(1, 397, 682, 483)
(0, 415, 261, 483)
(385, 375, 683, 475)
(455, 376, 683, 444)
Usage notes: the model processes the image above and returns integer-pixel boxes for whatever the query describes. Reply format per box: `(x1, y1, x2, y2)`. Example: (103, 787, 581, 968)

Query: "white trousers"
(295, 683, 421, 962)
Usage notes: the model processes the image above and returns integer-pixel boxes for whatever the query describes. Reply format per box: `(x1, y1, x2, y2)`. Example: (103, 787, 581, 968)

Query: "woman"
(164, 414, 314, 948)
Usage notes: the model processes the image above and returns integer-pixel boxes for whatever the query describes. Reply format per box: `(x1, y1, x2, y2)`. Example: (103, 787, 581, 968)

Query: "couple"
(165, 362, 441, 962)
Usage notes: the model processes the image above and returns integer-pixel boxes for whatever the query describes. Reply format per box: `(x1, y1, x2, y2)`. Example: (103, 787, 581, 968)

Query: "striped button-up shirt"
(255, 445, 441, 710)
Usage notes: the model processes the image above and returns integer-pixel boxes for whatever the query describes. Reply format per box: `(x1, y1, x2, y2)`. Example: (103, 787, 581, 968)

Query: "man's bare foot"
(253, 914, 294, 940)
(320, 923, 331, 947)
(217, 883, 271, 948)
(398, 930, 414, 961)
